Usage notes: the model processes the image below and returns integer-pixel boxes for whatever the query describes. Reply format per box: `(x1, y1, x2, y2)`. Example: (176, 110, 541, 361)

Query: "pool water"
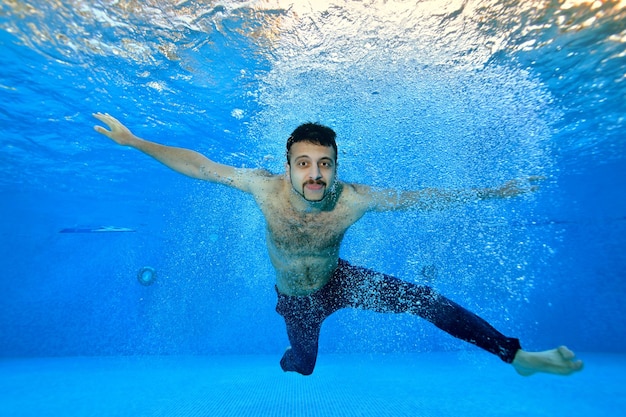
(1, 1, 625, 416)
(2, 353, 624, 416)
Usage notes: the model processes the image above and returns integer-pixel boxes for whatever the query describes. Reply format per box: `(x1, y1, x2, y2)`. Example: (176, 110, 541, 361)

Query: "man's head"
(285, 122, 338, 202)
(286, 122, 337, 165)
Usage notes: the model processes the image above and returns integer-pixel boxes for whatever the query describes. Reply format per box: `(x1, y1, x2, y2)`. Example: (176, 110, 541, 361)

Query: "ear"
(285, 162, 291, 180)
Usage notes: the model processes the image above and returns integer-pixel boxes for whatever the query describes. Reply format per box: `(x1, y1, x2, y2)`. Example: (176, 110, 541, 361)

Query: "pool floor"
(0, 352, 622, 416)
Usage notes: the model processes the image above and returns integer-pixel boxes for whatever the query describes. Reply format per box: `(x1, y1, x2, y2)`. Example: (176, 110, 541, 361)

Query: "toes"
(558, 345, 575, 360)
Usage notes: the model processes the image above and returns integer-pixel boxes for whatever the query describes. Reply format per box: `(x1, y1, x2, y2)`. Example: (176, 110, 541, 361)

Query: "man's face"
(286, 141, 337, 202)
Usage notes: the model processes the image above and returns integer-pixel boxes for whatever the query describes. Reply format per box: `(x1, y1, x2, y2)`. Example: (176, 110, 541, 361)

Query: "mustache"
(304, 179, 326, 186)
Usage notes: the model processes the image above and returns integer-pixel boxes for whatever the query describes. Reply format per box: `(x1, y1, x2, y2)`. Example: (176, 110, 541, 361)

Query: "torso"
(252, 176, 368, 296)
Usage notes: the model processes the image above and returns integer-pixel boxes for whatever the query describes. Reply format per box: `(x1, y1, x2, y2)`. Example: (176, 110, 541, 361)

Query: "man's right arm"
(93, 113, 262, 193)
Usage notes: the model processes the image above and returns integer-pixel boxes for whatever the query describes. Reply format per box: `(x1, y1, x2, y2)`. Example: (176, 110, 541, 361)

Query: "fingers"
(499, 177, 542, 198)
(93, 112, 128, 138)
(526, 176, 546, 193)
(93, 113, 111, 131)
(93, 113, 113, 138)
(92, 112, 135, 145)
(92, 112, 118, 127)
(93, 124, 111, 137)
(512, 176, 545, 194)
(92, 112, 109, 123)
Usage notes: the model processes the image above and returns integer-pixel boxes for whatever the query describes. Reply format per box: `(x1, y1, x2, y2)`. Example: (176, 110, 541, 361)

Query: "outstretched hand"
(495, 176, 545, 198)
(93, 113, 137, 146)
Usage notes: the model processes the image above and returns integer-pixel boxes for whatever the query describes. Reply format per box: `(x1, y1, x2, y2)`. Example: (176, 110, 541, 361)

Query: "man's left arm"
(363, 176, 544, 212)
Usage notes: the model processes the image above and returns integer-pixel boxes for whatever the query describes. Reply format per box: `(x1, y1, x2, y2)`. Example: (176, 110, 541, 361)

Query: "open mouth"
(304, 182, 325, 191)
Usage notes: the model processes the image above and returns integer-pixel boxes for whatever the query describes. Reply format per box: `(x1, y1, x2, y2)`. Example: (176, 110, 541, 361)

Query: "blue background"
(1, 1, 624, 359)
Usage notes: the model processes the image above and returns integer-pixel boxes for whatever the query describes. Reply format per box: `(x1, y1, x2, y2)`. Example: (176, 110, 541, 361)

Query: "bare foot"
(512, 346, 584, 376)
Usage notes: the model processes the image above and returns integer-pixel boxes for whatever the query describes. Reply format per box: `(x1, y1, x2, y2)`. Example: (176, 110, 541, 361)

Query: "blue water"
(1, 1, 625, 415)
(2, 354, 625, 417)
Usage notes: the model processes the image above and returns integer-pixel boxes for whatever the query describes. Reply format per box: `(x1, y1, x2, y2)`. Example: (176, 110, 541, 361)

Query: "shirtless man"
(93, 112, 583, 377)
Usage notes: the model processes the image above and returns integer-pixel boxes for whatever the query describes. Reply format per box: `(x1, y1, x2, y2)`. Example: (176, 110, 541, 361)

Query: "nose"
(309, 165, 322, 180)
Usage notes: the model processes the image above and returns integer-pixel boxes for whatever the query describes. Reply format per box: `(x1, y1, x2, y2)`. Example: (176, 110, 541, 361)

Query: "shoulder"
(340, 182, 406, 212)
(339, 182, 375, 211)
(244, 168, 282, 185)
(240, 169, 287, 196)
(228, 168, 282, 194)
(345, 182, 374, 195)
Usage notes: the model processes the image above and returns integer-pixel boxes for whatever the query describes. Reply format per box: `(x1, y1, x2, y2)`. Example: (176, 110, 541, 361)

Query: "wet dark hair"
(286, 122, 338, 164)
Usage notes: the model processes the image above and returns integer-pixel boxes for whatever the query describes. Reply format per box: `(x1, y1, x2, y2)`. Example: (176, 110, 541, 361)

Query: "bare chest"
(262, 201, 353, 255)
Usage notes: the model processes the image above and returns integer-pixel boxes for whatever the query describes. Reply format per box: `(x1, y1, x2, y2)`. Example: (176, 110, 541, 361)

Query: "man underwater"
(94, 113, 583, 376)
